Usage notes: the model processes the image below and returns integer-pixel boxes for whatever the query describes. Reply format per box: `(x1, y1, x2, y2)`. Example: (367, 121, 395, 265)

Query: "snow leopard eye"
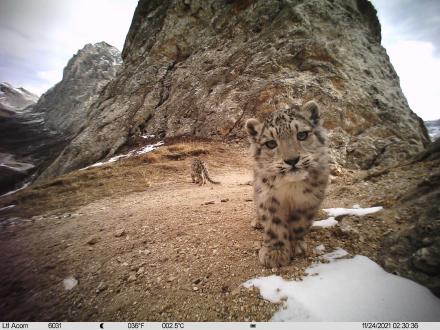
(265, 140, 277, 149)
(297, 131, 309, 141)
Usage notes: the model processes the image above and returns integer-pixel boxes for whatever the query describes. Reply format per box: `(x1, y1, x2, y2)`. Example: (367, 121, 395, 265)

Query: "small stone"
(115, 229, 126, 237)
(245, 198, 253, 202)
(220, 199, 229, 203)
(86, 236, 99, 245)
(203, 201, 215, 205)
(96, 281, 107, 293)
(314, 244, 326, 255)
(193, 286, 199, 291)
(63, 276, 78, 290)
(127, 274, 137, 282)
(167, 276, 176, 282)
(193, 278, 201, 285)
(137, 267, 145, 275)
(231, 287, 241, 296)
(411, 246, 440, 275)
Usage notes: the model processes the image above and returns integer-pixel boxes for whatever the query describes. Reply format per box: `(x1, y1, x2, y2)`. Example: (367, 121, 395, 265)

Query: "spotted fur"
(245, 100, 329, 268)
(191, 158, 220, 185)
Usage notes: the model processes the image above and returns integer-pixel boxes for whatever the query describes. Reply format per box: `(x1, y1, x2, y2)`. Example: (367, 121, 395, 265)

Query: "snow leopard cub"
(191, 158, 220, 185)
(245, 101, 329, 268)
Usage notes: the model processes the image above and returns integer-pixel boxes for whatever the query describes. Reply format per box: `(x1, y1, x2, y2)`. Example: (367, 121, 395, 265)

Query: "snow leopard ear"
(245, 118, 262, 140)
(301, 100, 321, 126)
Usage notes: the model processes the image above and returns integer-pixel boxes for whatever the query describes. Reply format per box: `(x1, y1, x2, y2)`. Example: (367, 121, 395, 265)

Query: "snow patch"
(323, 206, 383, 217)
(244, 249, 440, 321)
(141, 134, 155, 139)
(0, 205, 15, 211)
(0, 182, 30, 197)
(312, 205, 384, 228)
(312, 217, 337, 228)
(82, 141, 164, 170)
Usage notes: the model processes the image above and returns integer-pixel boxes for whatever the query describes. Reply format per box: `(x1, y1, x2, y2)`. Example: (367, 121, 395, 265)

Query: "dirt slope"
(0, 141, 432, 321)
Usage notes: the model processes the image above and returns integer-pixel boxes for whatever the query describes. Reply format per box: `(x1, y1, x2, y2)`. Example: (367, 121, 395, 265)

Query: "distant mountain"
(0, 83, 62, 194)
(425, 119, 440, 140)
(34, 42, 122, 137)
(0, 82, 38, 117)
(0, 42, 122, 194)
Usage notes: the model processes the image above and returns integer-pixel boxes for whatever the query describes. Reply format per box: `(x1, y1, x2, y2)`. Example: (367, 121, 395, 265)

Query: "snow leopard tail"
(203, 165, 220, 184)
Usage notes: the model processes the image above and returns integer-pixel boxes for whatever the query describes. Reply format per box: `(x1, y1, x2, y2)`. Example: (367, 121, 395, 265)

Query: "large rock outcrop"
(35, 42, 122, 137)
(380, 139, 440, 296)
(40, 0, 429, 179)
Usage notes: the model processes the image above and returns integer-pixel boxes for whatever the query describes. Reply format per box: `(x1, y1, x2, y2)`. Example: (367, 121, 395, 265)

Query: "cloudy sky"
(371, 0, 440, 120)
(0, 0, 137, 95)
(0, 0, 438, 120)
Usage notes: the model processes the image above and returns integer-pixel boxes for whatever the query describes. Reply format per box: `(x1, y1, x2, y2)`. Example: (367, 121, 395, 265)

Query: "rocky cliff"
(40, 0, 430, 179)
(35, 42, 122, 137)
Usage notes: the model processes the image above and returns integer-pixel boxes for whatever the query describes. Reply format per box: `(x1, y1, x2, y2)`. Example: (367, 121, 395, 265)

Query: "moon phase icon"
(100, 323, 104, 329)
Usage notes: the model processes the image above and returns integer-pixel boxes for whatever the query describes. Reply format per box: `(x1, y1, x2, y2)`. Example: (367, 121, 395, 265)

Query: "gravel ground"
(0, 142, 432, 321)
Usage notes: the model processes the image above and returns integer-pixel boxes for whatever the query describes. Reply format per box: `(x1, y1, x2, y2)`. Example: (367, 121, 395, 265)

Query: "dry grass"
(0, 140, 249, 218)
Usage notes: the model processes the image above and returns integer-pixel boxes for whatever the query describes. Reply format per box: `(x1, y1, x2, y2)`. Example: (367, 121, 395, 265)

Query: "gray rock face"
(381, 139, 440, 296)
(35, 42, 122, 137)
(40, 0, 429, 179)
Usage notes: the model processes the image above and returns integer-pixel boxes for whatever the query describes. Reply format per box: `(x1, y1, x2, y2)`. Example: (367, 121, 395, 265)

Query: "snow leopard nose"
(284, 157, 300, 167)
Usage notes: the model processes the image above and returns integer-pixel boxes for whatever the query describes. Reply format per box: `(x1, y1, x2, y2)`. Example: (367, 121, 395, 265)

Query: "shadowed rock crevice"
(378, 142, 440, 297)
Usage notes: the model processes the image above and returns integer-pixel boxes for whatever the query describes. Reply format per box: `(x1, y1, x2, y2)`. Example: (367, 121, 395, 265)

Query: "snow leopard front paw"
(291, 240, 308, 257)
(258, 245, 290, 268)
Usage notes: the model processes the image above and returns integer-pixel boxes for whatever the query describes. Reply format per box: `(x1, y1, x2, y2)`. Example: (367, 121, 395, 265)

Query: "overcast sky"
(371, 0, 440, 120)
(0, 0, 438, 120)
(0, 0, 137, 95)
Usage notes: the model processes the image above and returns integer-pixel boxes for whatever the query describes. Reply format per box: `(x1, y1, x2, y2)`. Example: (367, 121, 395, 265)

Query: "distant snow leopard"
(245, 100, 329, 268)
(191, 158, 220, 185)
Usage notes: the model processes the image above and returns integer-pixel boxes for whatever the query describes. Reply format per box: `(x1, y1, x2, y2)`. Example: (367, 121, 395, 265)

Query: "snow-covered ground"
(312, 205, 383, 228)
(244, 248, 440, 321)
(82, 141, 164, 170)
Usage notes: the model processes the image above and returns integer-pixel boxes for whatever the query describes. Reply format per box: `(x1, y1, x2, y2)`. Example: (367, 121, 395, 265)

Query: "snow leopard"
(191, 158, 220, 185)
(245, 100, 329, 268)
